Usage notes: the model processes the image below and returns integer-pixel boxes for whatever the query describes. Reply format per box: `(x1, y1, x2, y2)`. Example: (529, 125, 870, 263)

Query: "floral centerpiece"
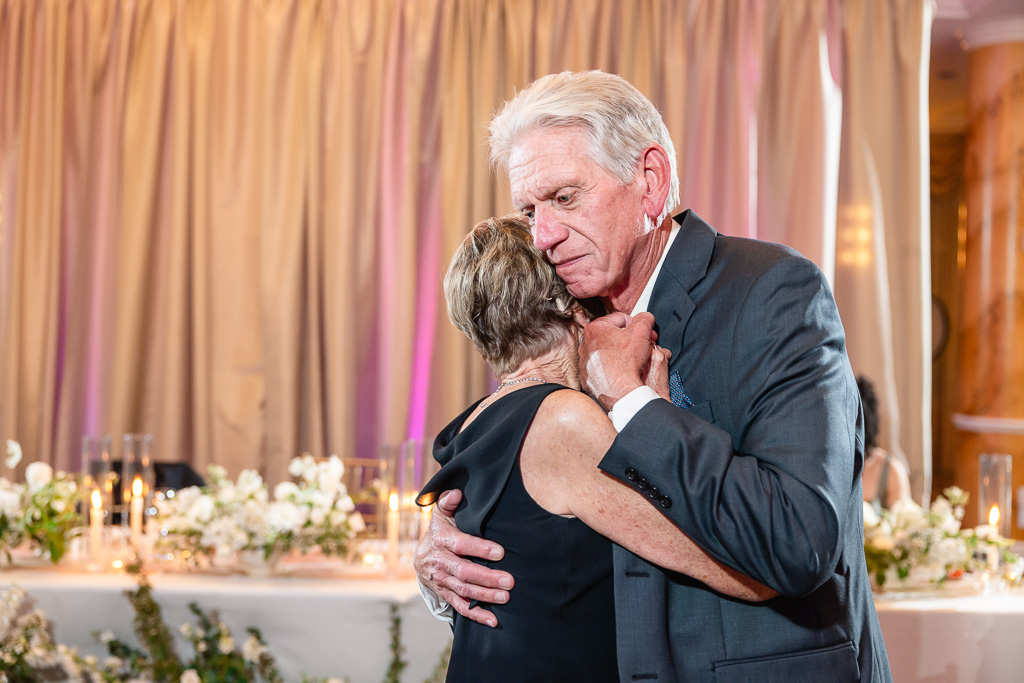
(863, 486, 1016, 589)
(1, 440, 81, 565)
(153, 454, 357, 569)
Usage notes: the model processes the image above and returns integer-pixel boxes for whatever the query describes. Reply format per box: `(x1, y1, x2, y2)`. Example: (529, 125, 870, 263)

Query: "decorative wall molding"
(952, 413, 1024, 435)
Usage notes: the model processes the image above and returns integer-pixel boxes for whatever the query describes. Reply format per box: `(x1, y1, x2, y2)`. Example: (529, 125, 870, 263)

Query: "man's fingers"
(445, 523, 505, 562)
(435, 567, 512, 605)
(442, 551, 514, 590)
(631, 312, 657, 339)
(599, 311, 632, 329)
(437, 588, 500, 628)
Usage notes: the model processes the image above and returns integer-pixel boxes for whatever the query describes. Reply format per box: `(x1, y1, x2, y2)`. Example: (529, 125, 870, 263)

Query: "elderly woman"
(418, 215, 774, 681)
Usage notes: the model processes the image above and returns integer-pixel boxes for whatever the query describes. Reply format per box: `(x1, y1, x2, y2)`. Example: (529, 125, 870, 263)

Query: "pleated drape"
(0, 0, 932, 498)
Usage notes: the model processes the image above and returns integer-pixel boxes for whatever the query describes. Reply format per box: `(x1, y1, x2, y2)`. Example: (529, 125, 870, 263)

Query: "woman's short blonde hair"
(444, 215, 581, 376)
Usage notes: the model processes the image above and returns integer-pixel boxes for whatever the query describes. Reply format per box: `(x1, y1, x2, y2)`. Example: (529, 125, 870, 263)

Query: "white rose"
(0, 487, 21, 518)
(317, 470, 340, 496)
(217, 486, 238, 505)
(266, 501, 303, 534)
(348, 511, 366, 533)
(5, 440, 22, 469)
(25, 462, 53, 490)
(310, 505, 327, 526)
(326, 454, 344, 478)
(187, 495, 216, 524)
(274, 481, 300, 502)
(181, 669, 201, 683)
(236, 469, 265, 496)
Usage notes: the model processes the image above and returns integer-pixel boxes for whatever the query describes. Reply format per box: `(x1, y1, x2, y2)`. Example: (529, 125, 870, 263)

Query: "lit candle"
(987, 505, 1001, 570)
(90, 489, 103, 559)
(387, 491, 400, 573)
(130, 476, 144, 542)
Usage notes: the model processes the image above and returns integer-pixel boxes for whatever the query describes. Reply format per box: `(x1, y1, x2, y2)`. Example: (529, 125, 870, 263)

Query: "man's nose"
(532, 208, 567, 251)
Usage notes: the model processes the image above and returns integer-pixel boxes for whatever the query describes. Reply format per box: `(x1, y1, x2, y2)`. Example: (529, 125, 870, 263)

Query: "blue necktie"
(669, 371, 693, 409)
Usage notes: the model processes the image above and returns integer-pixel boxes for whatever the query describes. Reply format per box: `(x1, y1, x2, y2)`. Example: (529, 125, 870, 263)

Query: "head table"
(873, 584, 1024, 683)
(0, 567, 452, 683)
(3, 567, 1022, 683)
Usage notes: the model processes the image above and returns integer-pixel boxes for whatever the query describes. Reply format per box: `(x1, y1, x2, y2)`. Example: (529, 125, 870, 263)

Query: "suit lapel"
(648, 210, 717, 369)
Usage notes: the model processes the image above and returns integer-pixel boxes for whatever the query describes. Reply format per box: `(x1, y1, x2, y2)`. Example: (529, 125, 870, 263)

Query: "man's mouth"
(552, 255, 584, 269)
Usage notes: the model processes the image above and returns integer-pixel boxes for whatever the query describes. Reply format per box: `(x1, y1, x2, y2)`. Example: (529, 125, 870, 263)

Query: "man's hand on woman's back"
(413, 489, 515, 628)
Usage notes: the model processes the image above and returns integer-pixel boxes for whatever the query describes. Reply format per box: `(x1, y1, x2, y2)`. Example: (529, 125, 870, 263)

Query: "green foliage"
(382, 604, 407, 683)
(423, 638, 452, 683)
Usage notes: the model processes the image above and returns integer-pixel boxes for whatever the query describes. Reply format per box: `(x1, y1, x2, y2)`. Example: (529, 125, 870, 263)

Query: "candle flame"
(91, 489, 102, 509)
(389, 492, 399, 512)
(132, 476, 143, 497)
(989, 505, 1000, 526)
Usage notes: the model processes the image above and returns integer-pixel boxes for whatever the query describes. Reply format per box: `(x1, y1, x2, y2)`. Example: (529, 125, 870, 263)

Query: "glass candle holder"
(978, 453, 1012, 538)
(121, 434, 154, 542)
(81, 436, 114, 521)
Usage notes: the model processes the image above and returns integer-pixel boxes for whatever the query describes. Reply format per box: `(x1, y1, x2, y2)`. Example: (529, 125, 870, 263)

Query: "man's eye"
(556, 194, 571, 203)
(522, 209, 535, 221)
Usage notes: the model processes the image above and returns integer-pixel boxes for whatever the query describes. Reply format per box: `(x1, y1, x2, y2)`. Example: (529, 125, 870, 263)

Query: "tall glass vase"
(978, 453, 1012, 538)
(121, 434, 154, 545)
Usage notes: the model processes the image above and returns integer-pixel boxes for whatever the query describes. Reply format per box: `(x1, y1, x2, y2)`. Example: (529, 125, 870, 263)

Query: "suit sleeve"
(598, 255, 861, 598)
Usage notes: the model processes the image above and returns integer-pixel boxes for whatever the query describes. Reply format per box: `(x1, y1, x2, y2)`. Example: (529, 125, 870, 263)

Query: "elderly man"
(416, 71, 891, 682)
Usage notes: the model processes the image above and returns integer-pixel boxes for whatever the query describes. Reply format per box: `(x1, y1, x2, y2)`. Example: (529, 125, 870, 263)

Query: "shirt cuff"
(608, 386, 661, 432)
(418, 578, 455, 625)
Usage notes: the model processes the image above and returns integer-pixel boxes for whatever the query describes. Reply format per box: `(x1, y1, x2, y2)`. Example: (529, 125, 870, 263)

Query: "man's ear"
(640, 144, 672, 221)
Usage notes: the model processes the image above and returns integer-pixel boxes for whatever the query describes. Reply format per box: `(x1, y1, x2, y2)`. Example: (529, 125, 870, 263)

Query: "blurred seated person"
(857, 376, 911, 513)
(417, 215, 774, 680)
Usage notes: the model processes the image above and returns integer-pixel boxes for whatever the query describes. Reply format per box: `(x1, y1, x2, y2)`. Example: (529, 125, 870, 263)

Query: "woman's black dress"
(418, 384, 618, 682)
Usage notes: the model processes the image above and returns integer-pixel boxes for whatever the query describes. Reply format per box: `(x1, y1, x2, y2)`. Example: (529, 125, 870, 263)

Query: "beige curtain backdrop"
(0, 0, 932, 498)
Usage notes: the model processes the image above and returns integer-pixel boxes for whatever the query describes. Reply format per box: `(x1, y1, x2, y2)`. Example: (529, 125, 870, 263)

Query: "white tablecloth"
(875, 587, 1024, 683)
(0, 568, 452, 683)
(8, 567, 1022, 683)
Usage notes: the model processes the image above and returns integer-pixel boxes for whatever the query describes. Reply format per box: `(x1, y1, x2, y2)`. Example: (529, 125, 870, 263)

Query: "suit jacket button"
(659, 496, 672, 509)
(625, 467, 638, 481)
(648, 487, 660, 499)
(637, 478, 649, 490)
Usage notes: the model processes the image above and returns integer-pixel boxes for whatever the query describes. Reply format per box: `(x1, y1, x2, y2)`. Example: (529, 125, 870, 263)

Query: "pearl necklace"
(479, 376, 546, 409)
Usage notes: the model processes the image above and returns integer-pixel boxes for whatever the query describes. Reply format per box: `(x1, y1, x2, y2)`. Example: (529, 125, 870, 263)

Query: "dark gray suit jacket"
(599, 211, 891, 682)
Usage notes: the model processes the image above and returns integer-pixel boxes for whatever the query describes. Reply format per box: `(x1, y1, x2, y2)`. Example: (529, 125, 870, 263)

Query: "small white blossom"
(180, 670, 201, 683)
(218, 633, 234, 654)
(274, 481, 300, 502)
(4, 440, 22, 469)
(242, 635, 266, 663)
(25, 462, 53, 491)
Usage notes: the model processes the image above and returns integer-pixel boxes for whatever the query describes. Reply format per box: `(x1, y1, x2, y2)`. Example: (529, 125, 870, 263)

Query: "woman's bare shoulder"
(526, 388, 616, 451)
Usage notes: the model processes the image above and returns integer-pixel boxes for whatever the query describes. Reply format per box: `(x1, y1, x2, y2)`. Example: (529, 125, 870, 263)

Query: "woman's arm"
(521, 389, 777, 602)
(884, 454, 913, 510)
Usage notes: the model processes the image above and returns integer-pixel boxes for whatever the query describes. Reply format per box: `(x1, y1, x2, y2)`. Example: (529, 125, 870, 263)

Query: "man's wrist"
(608, 385, 660, 431)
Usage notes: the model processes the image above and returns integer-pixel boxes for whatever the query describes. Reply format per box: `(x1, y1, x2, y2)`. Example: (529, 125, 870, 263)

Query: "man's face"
(508, 126, 646, 302)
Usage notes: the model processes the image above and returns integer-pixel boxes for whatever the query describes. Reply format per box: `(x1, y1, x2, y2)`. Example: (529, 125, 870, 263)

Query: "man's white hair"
(489, 70, 680, 225)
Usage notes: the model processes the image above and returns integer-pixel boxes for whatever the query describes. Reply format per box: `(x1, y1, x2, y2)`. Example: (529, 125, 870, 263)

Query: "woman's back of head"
(444, 215, 584, 375)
